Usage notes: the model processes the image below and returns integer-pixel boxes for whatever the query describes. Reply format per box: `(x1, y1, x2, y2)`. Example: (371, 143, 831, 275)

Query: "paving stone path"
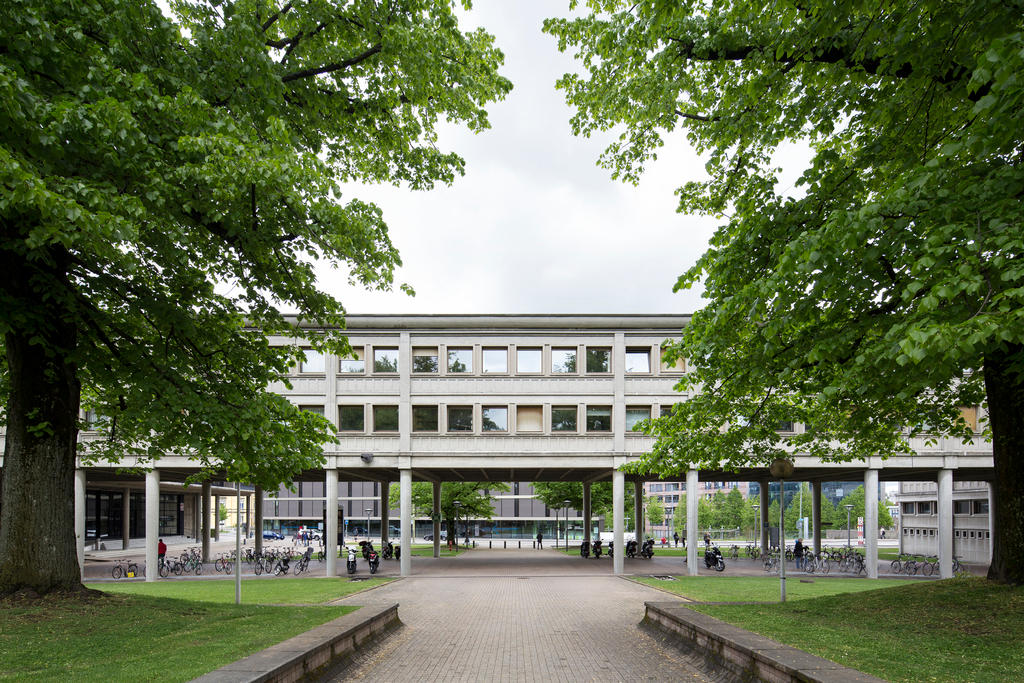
(321, 550, 735, 682)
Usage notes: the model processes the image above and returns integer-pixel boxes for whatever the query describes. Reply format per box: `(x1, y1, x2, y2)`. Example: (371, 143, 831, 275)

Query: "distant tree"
(531, 481, 636, 525)
(388, 482, 508, 542)
(646, 495, 665, 529)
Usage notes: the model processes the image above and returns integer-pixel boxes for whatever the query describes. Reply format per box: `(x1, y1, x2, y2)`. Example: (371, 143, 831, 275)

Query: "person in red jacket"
(158, 538, 167, 562)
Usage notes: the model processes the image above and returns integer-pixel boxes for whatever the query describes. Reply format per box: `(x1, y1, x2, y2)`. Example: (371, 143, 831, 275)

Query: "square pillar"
(686, 469, 699, 575)
(122, 487, 131, 550)
(432, 481, 441, 558)
(254, 486, 264, 554)
(325, 469, 338, 577)
(612, 470, 625, 575)
(380, 481, 390, 545)
(400, 469, 413, 576)
(213, 495, 220, 541)
(145, 469, 160, 582)
(75, 470, 86, 579)
(864, 469, 879, 579)
(938, 469, 954, 578)
(811, 481, 822, 556)
(582, 482, 592, 545)
(633, 478, 644, 542)
(201, 481, 211, 562)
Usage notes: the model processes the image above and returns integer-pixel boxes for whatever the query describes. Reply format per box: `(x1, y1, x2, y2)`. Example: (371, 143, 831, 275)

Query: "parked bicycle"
(111, 558, 142, 579)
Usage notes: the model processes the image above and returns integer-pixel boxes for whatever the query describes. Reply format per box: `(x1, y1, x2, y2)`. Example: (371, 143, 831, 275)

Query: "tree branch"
(280, 43, 382, 83)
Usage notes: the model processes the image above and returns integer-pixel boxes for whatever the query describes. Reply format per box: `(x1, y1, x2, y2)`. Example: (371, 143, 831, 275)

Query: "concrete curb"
(643, 602, 886, 683)
(192, 603, 400, 683)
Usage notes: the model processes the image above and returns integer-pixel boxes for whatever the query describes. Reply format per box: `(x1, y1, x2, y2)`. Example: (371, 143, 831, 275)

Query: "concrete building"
(894, 480, 992, 563)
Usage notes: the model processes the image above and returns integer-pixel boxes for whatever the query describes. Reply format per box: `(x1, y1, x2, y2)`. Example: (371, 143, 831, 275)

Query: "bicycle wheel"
(128, 563, 140, 578)
(890, 560, 902, 574)
(922, 561, 934, 576)
(194, 561, 203, 575)
(254, 558, 263, 576)
(159, 562, 169, 578)
(111, 565, 123, 580)
(820, 559, 830, 575)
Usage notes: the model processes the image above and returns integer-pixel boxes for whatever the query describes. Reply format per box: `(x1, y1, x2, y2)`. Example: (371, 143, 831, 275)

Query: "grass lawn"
(0, 578, 391, 681)
(642, 576, 1024, 683)
(634, 575, 907, 602)
(408, 546, 464, 557)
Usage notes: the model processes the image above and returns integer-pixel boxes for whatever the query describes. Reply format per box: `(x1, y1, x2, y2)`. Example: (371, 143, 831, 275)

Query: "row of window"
(901, 527, 991, 540)
(299, 404, 664, 434)
(297, 345, 685, 376)
(901, 499, 989, 516)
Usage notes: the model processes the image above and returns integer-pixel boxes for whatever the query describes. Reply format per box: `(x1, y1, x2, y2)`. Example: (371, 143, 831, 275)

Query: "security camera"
(360, 452, 373, 463)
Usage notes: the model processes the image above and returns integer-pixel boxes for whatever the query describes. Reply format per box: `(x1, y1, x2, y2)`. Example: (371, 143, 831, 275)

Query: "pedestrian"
(661, 536, 667, 547)
(536, 531, 543, 549)
(703, 532, 711, 547)
(158, 538, 167, 564)
(795, 537, 805, 570)
(881, 528, 886, 539)
(673, 531, 679, 547)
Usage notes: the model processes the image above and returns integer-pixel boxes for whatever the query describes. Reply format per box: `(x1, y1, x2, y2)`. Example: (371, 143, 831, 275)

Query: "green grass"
(634, 575, 907, 602)
(647, 576, 1024, 683)
(0, 578, 392, 681)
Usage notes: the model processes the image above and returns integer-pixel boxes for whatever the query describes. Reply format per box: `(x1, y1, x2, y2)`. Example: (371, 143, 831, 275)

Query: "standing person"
(795, 538, 805, 570)
(158, 538, 167, 564)
(703, 532, 711, 547)
(673, 531, 680, 547)
(536, 531, 543, 549)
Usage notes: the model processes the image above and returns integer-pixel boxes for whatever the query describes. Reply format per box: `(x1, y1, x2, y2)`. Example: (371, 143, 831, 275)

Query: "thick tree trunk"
(0, 326, 84, 595)
(984, 343, 1024, 585)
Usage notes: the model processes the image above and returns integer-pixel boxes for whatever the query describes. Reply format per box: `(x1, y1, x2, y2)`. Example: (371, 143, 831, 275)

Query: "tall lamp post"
(769, 459, 794, 603)
(365, 508, 373, 541)
(563, 499, 571, 548)
(752, 504, 760, 546)
(453, 500, 462, 553)
(844, 504, 854, 549)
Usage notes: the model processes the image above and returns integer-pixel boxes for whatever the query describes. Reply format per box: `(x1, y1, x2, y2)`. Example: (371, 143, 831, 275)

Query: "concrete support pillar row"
(582, 482, 592, 545)
(811, 481, 822, 557)
(400, 469, 412, 577)
(201, 481, 211, 562)
(938, 468, 954, 579)
(145, 469, 159, 582)
(612, 470, 624, 576)
(759, 481, 770, 556)
(432, 481, 441, 559)
(325, 469, 338, 578)
(864, 469, 879, 579)
(74, 469, 86, 580)
(686, 468, 699, 576)
(122, 487, 131, 550)
(254, 486, 264, 555)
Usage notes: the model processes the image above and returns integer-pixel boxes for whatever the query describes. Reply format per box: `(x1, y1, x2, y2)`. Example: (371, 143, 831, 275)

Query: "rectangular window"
(660, 349, 686, 373)
(373, 405, 399, 432)
(918, 501, 936, 515)
(482, 406, 508, 432)
(412, 406, 438, 432)
(373, 348, 398, 373)
(776, 421, 795, 432)
(901, 502, 916, 515)
(298, 405, 324, 416)
(551, 406, 577, 432)
(625, 406, 650, 431)
(447, 348, 473, 373)
(339, 406, 364, 432)
(412, 347, 439, 373)
(551, 348, 577, 373)
(516, 406, 542, 432)
(339, 349, 364, 373)
(482, 347, 508, 373)
(447, 406, 473, 432)
(586, 348, 611, 373)
(974, 499, 989, 514)
(660, 405, 674, 418)
(959, 406, 979, 432)
(300, 349, 325, 373)
(954, 500, 972, 515)
(586, 406, 612, 432)
(625, 348, 650, 373)
(516, 347, 541, 373)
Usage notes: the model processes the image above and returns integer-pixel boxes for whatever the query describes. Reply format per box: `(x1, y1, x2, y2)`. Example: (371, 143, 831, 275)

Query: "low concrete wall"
(193, 603, 399, 683)
(643, 602, 885, 683)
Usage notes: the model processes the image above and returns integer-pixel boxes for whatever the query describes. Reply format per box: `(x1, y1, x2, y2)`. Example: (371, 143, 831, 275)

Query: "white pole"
(235, 482, 241, 604)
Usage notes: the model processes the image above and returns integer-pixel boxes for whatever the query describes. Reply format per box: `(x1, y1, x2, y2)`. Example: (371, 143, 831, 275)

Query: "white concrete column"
(325, 469, 338, 577)
(254, 486, 264, 554)
(864, 468, 879, 579)
(213, 494, 220, 541)
(74, 469, 86, 579)
(432, 481, 441, 558)
(759, 481, 770, 555)
(811, 481, 822, 556)
(633, 478, 644, 542)
(582, 482, 592, 545)
(400, 469, 413, 576)
(612, 470, 624, 575)
(145, 469, 159, 582)
(938, 468, 954, 578)
(380, 481, 390, 546)
(687, 468, 699, 576)
(122, 487, 131, 550)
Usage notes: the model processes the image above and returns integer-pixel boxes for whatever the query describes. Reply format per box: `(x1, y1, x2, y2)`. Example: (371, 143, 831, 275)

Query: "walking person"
(673, 531, 679, 547)
(795, 537, 805, 570)
(536, 531, 543, 549)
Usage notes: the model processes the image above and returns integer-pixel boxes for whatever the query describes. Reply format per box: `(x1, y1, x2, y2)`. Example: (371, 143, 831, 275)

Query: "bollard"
(489, 540, 492, 549)
(518, 540, 521, 549)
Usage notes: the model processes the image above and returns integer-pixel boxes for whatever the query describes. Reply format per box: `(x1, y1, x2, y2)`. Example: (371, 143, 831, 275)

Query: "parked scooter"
(346, 545, 358, 574)
(368, 546, 380, 574)
(640, 538, 655, 559)
(359, 540, 374, 561)
(382, 540, 394, 560)
(608, 541, 614, 558)
(704, 544, 726, 572)
(625, 540, 638, 558)
(592, 539, 603, 558)
(580, 540, 590, 558)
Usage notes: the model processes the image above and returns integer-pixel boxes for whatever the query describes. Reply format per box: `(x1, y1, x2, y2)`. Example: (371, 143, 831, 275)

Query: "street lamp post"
(563, 499, 571, 549)
(844, 504, 854, 549)
(365, 508, 372, 541)
(453, 500, 462, 553)
(769, 459, 795, 603)
(752, 504, 760, 546)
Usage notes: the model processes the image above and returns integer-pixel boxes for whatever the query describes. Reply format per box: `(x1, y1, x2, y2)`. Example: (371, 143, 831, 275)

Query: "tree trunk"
(0, 324, 84, 595)
(984, 342, 1024, 585)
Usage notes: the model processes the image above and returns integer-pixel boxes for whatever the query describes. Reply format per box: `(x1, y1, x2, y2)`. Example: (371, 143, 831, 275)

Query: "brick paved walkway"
(320, 550, 735, 682)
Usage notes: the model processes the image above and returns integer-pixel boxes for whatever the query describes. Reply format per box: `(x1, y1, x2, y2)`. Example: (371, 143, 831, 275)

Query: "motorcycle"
(359, 540, 374, 561)
(580, 540, 590, 558)
(591, 539, 603, 558)
(640, 538, 655, 559)
(346, 545, 358, 574)
(382, 540, 394, 560)
(368, 547, 380, 574)
(625, 540, 638, 558)
(704, 544, 726, 572)
(608, 541, 614, 558)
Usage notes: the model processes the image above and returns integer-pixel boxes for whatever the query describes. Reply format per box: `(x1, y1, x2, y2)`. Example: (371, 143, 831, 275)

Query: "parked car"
(350, 526, 368, 535)
(423, 531, 447, 541)
(262, 530, 284, 540)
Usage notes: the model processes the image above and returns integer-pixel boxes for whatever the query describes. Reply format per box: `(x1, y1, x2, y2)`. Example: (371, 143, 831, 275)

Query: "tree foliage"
(547, 0, 1024, 583)
(531, 481, 636, 522)
(0, 0, 509, 594)
(388, 481, 507, 540)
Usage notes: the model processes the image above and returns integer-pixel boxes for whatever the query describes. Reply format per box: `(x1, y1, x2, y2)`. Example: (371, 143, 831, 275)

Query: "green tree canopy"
(531, 481, 637, 522)
(388, 481, 508, 540)
(547, 0, 1023, 584)
(0, 0, 510, 595)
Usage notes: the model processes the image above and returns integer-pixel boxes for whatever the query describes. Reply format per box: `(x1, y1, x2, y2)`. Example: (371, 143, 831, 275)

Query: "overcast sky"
(318, 1, 719, 316)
